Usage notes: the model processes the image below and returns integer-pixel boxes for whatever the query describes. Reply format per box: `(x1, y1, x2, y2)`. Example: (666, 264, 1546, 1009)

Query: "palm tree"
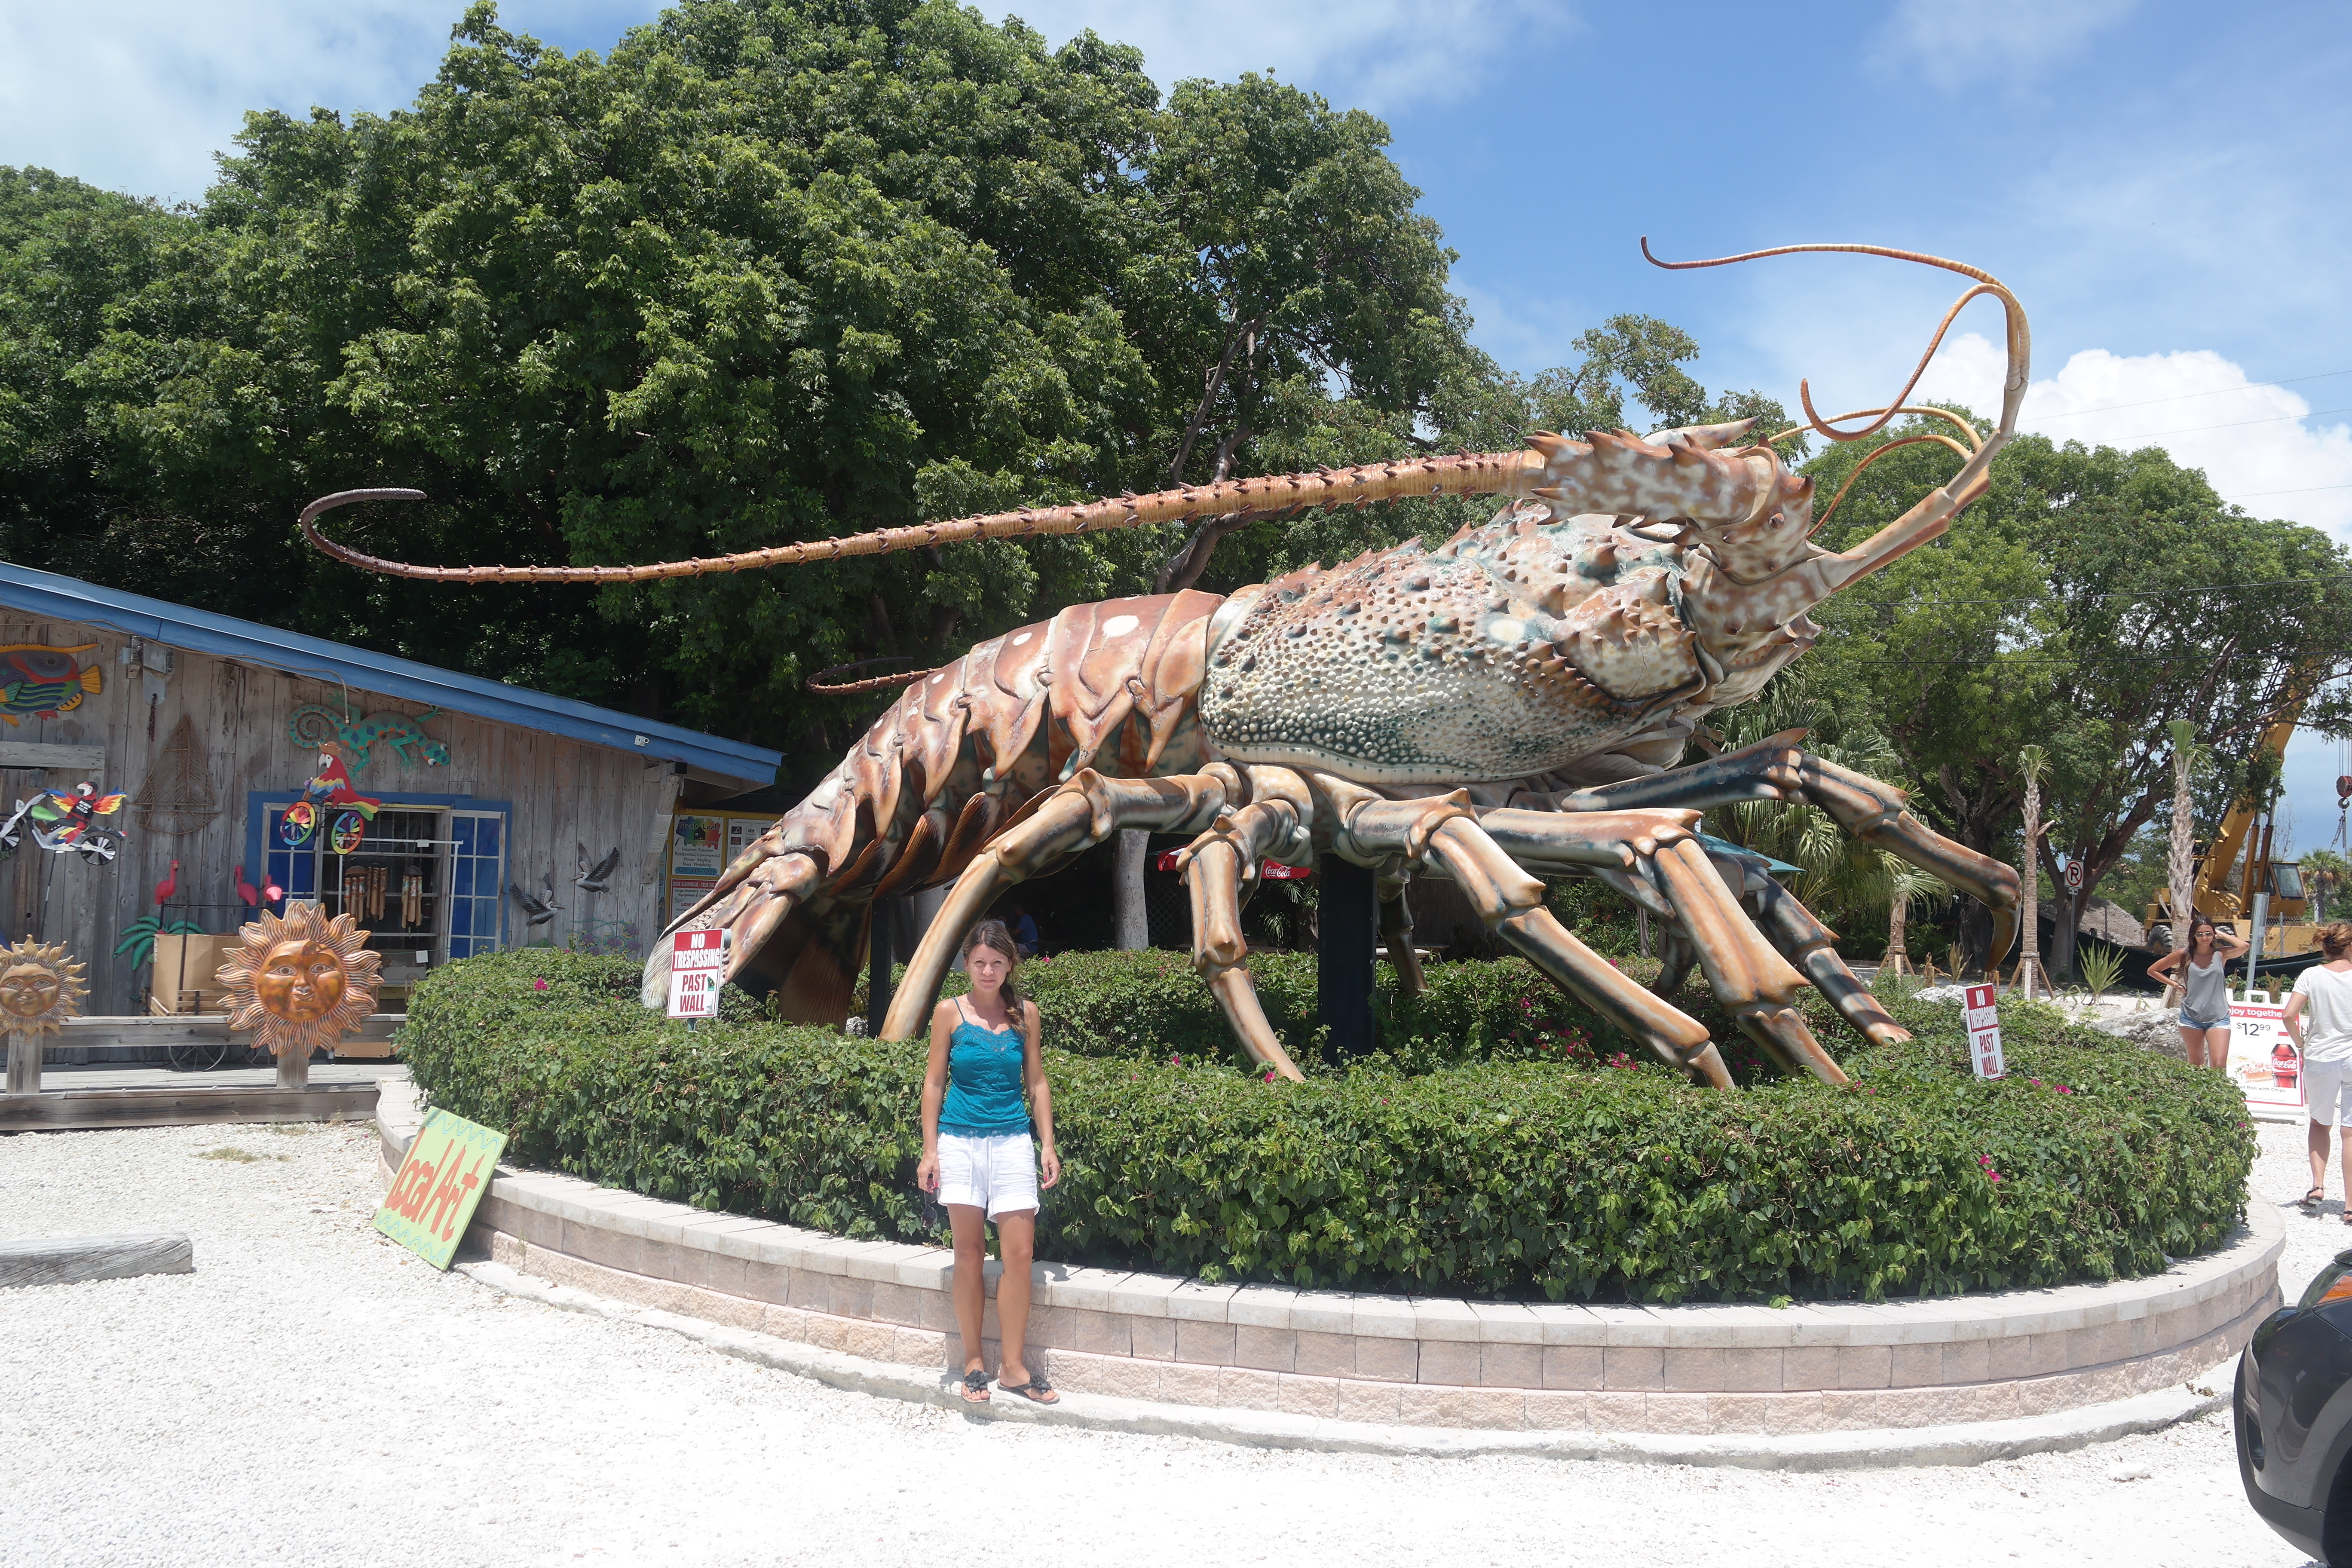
(2306, 849, 2351, 923)
(1706, 669, 1953, 948)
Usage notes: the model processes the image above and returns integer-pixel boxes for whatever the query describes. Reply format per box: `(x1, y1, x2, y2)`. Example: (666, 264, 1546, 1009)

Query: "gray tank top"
(2181, 954, 2229, 1018)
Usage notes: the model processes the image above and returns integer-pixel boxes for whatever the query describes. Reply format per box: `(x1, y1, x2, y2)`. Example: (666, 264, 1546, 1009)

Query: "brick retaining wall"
(379, 1081, 2279, 1436)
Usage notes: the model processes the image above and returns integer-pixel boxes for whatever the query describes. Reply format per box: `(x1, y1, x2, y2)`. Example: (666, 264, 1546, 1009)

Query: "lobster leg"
(1701, 840, 1908, 1050)
(1553, 733, 2023, 975)
(1378, 873, 1424, 995)
(1448, 800, 1846, 1084)
(1173, 766, 1316, 1079)
(1309, 780, 1736, 1086)
(879, 768, 1243, 1044)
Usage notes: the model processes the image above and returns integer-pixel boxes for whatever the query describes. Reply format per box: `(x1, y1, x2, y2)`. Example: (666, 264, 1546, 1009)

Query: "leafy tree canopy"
(1799, 413, 2352, 972)
(0, 0, 1785, 785)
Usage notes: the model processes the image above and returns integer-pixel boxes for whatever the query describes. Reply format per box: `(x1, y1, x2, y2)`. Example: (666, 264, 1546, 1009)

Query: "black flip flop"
(959, 1369, 991, 1403)
(999, 1374, 1058, 1404)
(2304, 1187, 2327, 1208)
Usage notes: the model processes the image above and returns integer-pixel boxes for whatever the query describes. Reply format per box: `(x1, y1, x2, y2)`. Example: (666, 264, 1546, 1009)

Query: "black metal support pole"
(866, 899, 896, 1037)
(1318, 858, 1378, 1058)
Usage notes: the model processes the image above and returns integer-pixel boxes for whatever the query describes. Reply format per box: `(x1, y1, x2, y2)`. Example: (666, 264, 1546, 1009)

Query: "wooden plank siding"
(0, 612, 683, 1010)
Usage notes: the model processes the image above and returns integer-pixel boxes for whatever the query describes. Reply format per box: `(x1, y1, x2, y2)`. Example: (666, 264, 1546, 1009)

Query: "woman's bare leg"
(992, 1208, 1042, 1390)
(2180, 1028, 2210, 1067)
(2205, 1024, 2232, 1072)
(2312, 1122, 2334, 1198)
(948, 1204, 990, 1393)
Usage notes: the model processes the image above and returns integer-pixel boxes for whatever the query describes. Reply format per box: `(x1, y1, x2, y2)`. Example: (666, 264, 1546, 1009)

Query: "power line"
(2098, 403, 2352, 443)
(2027, 368, 2352, 421)
(1849, 570, 2352, 611)
(2225, 482, 2352, 499)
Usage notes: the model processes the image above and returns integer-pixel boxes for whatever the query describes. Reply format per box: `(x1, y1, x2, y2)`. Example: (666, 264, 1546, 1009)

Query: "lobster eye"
(1768, 513, 1784, 528)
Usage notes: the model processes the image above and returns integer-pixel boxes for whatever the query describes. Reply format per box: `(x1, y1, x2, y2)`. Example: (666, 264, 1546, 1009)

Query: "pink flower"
(2028, 1078, 2042, 1087)
(533, 978, 549, 991)
(2055, 1085, 2073, 1095)
(1263, 1070, 1276, 1082)
(1989, 1172, 2002, 1183)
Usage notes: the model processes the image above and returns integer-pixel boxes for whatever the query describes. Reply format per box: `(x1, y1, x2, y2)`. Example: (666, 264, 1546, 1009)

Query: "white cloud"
(0, 0, 467, 202)
(1908, 332, 2352, 536)
(998, 0, 1571, 111)
(3, 0, 1568, 204)
(1873, 0, 2141, 92)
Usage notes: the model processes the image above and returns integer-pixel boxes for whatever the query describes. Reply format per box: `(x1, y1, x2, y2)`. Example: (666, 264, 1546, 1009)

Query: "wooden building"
(0, 563, 782, 1013)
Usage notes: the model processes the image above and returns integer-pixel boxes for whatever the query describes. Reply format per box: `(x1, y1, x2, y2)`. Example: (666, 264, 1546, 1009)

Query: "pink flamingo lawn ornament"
(233, 865, 260, 908)
(153, 858, 179, 907)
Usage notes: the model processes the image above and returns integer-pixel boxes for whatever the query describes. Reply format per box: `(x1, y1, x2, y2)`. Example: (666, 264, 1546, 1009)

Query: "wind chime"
(340, 862, 389, 921)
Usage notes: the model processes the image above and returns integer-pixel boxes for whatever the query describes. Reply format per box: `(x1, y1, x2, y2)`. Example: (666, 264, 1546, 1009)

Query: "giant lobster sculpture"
(301, 242, 2026, 1088)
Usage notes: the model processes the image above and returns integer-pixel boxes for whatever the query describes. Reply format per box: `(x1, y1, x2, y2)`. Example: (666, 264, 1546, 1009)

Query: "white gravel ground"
(0, 1113, 2342, 1568)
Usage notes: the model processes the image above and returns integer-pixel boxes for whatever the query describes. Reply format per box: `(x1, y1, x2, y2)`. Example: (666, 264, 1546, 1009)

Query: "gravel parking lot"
(0, 1111, 2338, 1568)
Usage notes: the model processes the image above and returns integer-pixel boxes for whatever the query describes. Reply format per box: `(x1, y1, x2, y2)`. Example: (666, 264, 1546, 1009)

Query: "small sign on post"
(667, 928, 729, 1020)
(1963, 983, 2006, 1079)
(374, 1108, 507, 1269)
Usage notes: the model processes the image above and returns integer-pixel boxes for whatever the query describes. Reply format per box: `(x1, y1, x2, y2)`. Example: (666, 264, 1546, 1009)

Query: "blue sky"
(8, 0, 2351, 848)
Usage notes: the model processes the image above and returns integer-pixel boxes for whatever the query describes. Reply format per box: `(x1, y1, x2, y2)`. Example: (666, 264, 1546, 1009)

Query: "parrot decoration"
(0, 643, 103, 726)
(0, 781, 129, 864)
(280, 741, 381, 850)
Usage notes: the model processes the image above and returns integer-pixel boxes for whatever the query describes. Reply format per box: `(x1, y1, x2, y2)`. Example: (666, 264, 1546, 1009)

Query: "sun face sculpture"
(217, 902, 381, 1054)
(0, 939, 86, 1035)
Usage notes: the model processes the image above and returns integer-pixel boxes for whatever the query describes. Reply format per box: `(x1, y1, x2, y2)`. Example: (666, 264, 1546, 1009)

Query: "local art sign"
(667, 928, 728, 1019)
(2229, 989, 2303, 1115)
(1963, 983, 2006, 1079)
(374, 1108, 507, 1269)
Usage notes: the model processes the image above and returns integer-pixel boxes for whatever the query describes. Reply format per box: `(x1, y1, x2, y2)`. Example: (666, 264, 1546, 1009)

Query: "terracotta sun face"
(217, 902, 380, 1054)
(0, 940, 84, 1035)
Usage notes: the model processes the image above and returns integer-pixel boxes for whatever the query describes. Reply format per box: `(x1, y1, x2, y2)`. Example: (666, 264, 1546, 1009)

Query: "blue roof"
(0, 561, 782, 786)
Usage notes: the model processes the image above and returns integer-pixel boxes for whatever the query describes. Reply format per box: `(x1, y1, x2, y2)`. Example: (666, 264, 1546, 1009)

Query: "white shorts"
(937, 1132, 1038, 1219)
(2307, 1058, 2352, 1127)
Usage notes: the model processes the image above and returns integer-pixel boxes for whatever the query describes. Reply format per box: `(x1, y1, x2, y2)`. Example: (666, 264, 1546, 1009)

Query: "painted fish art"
(0, 643, 103, 726)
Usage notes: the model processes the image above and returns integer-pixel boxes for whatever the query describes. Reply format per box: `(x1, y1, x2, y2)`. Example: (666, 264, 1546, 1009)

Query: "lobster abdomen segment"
(665, 590, 1223, 1014)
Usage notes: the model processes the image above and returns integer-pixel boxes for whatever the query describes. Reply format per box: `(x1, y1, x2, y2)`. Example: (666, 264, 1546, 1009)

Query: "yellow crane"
(2144, 697, 2315, 957)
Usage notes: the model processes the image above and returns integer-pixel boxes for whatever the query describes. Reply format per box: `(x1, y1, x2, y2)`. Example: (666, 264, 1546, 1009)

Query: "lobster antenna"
(1639, 238, 2031, 444)
(296, 450, 1547, 586)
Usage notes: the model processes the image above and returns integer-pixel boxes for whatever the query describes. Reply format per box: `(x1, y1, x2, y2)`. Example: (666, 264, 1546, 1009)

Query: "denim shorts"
(2178, 1008, 2229, 1031)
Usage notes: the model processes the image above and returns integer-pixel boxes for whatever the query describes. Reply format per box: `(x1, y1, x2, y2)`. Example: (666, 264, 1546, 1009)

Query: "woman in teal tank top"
(917, 918, 1060, 1405)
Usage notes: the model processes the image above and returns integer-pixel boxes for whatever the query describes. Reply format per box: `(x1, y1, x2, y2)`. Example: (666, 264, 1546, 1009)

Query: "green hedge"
(401, 949, 2255, 1304)
(870, 947, 1809, 1081)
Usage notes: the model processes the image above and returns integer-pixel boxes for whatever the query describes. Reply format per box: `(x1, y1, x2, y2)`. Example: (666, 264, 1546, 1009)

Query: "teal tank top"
(939, 1009, 1031, 1137)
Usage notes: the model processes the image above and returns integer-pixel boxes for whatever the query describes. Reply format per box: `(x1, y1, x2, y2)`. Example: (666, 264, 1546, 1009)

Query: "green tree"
(1801, 413, 2352, 976)
(2305, 848, 2350, 923)
(1703, 660, 1946, 955)
(0, 0, 1786, 800)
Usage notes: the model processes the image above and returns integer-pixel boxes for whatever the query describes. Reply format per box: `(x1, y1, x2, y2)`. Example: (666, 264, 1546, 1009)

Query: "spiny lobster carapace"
(301, 242, 2028, 1087)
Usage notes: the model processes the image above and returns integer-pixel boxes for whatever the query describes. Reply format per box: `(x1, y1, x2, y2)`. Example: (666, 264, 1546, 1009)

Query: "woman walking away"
(2147, 913, 2250, 1069)
(2286, 923, 2352, 1214)
(917, 919, 1061, 1404)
